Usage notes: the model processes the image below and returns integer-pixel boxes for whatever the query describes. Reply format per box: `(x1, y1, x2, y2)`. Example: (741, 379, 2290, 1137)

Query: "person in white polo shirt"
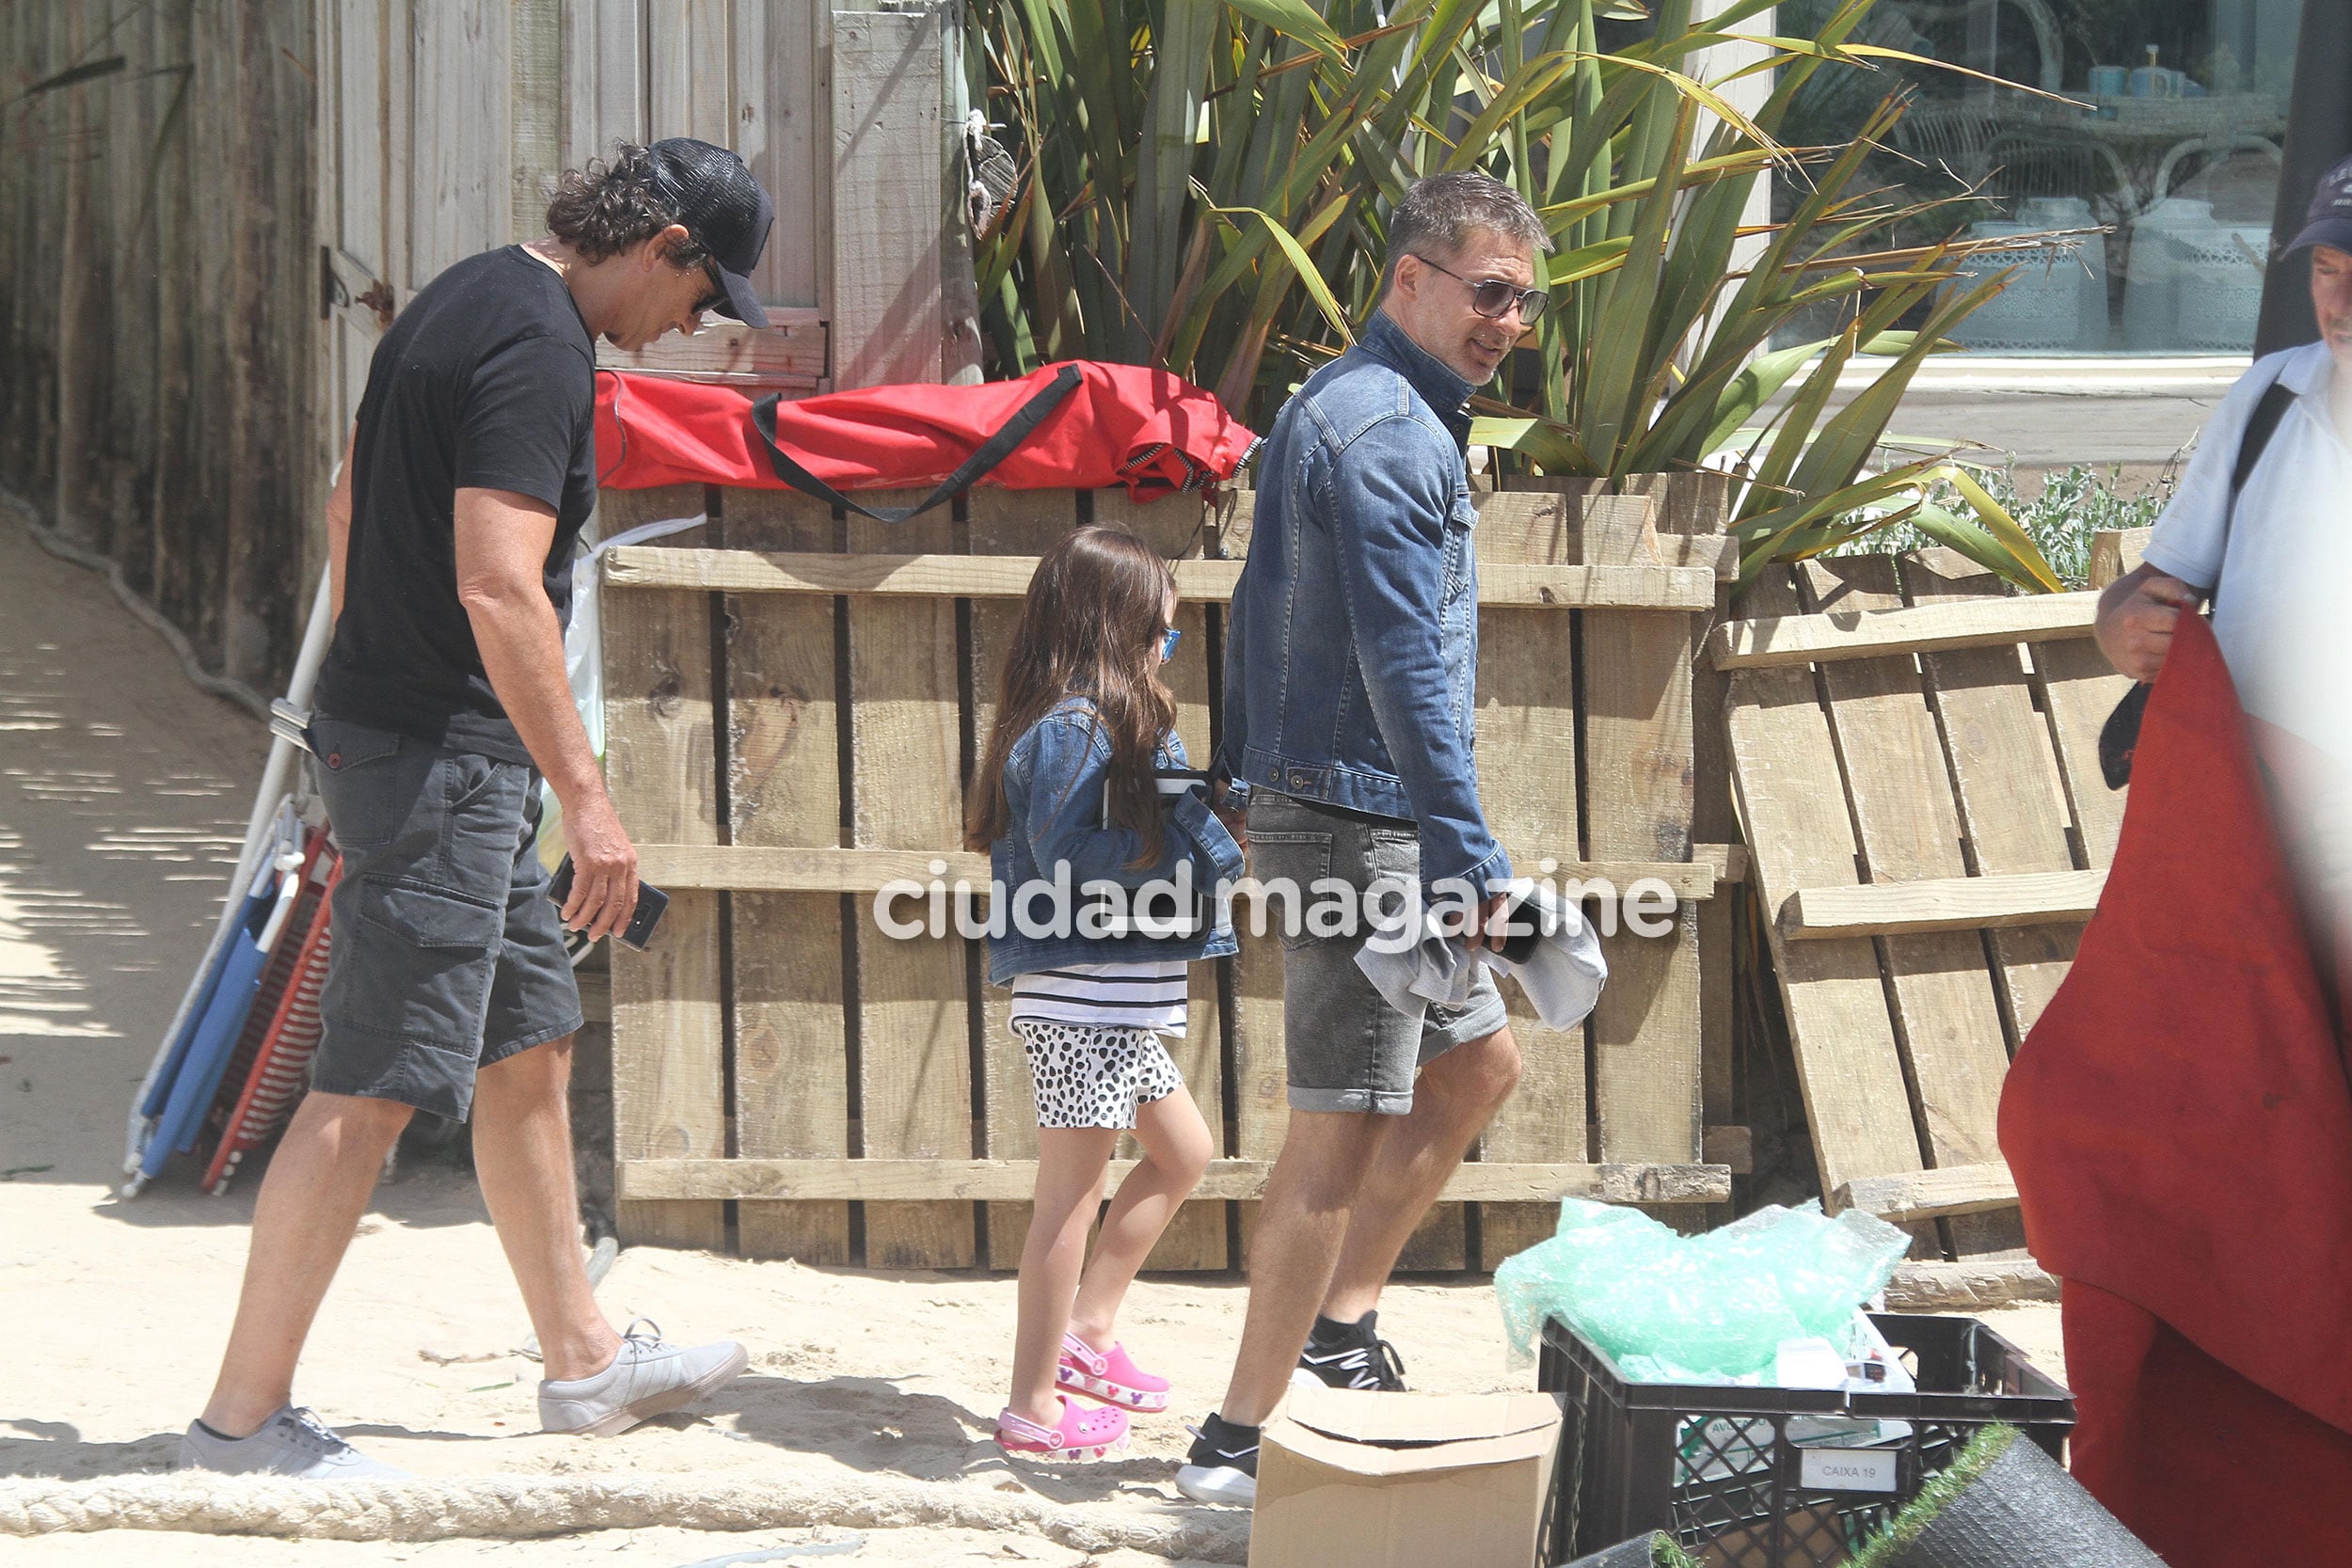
(2099, 154, 2352, 894)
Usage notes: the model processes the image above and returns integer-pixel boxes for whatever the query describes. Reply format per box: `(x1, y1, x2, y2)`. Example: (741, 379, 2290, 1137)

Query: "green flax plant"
(972, 0, 2068, 589)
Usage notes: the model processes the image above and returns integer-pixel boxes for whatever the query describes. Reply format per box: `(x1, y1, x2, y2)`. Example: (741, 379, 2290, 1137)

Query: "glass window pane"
(1773, 0, 2301, 354)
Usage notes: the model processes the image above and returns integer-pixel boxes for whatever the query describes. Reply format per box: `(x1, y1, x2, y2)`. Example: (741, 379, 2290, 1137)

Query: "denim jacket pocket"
(1441, 495, 1479, 607)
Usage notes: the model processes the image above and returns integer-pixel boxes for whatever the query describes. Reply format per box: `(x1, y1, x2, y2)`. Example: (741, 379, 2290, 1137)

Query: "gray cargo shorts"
(1246, 790, 1506, 1116)
(309, 715, 582, 1121)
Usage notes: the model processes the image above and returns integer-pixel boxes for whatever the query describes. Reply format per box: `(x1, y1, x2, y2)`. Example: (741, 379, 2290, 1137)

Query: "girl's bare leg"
(1070, 1085, 1214, 1349)
(1009, 1126, 1119, 1426)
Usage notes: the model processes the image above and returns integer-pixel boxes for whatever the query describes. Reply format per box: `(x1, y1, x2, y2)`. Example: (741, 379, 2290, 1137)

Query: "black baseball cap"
(2286, 154, 2352, 258)
(644, 137, 774, 326)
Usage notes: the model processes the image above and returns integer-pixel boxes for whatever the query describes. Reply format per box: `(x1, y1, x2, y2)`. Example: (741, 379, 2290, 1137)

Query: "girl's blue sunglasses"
(1159, 627, 1182, 661)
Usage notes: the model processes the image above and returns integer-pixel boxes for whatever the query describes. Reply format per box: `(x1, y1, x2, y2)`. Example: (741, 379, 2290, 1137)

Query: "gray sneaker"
(177, 1405, 411, 1481)
(538, 1318, 749, 1436)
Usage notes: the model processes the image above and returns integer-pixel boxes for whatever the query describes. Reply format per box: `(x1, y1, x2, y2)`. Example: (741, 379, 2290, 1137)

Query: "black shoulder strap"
(2209, 370, 2295, 610)
(748, 363, 1083, 526)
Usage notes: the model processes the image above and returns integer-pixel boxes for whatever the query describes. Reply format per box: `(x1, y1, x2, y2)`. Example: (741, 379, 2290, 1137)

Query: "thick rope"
(0, 1470, 1249, 1560)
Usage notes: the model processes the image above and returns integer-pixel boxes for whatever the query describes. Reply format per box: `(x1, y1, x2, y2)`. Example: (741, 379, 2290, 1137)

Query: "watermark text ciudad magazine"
(871, 860, 1682, 946)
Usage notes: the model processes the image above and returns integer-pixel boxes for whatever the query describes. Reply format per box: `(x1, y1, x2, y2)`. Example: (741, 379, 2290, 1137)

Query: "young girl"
(965, 525, 1242, 1463)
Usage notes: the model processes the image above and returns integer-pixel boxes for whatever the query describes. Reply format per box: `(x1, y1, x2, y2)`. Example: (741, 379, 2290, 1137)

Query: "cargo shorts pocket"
(309, 719, 411, 852)
(341, 876, 505, 1047)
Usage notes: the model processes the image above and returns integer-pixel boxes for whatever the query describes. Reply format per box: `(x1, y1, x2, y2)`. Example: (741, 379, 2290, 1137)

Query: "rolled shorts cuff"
(1419, 987, 1509, 1060)
(1288, 1084, 1418, 1116)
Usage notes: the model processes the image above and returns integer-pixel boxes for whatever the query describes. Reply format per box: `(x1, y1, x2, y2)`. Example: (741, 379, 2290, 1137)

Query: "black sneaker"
(1175, 1412, 1260, 1506)
(1293, 1312, 1408, 1392)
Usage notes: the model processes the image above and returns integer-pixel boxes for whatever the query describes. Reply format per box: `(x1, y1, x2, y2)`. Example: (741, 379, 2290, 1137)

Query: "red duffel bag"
(594, 359, 1259, 521)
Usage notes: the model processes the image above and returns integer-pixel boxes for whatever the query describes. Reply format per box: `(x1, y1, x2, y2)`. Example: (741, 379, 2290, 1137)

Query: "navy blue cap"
(644, 137, 774, 326)
(2287, 154, 2352, 258)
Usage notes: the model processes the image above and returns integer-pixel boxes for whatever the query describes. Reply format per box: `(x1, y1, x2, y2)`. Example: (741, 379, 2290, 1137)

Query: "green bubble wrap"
(1495, 1199, 1912, 1378)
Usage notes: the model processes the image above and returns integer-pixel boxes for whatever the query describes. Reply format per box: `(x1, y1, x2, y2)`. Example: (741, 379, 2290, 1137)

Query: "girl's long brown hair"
(964, 526, 1178, 865)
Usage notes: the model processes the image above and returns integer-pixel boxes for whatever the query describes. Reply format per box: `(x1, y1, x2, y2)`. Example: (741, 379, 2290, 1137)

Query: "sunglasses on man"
(691, 256, 727, 318)
(1412, 255, 1550, 324)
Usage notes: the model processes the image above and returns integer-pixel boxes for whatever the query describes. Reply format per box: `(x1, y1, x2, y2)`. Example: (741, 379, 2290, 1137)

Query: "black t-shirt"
(315, 245, 597, 764)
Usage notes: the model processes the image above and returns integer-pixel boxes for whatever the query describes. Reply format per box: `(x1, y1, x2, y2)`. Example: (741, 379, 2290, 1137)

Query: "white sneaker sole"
(1175, 1463, 1257, 1507)
(562, 1342, 752, 1437)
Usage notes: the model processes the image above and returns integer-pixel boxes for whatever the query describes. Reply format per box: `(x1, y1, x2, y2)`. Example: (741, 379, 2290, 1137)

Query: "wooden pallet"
(1720, 545, 2137, 1275)
(601, 481, 1740, 1266)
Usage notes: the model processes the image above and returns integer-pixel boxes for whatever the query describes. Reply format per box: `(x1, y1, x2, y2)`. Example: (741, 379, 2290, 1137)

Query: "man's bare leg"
(1216, 1108, 1386, 1429)
(199, 1090, 414, 1435)
(1320, 1026, 1521, 1323)
(469, 1036, 622, 1382)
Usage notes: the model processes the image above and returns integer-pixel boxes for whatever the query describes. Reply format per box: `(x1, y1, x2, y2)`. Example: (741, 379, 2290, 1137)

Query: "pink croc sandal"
(1057, 1334, 1171, 1413)
(995, 1398, 1129, 1462)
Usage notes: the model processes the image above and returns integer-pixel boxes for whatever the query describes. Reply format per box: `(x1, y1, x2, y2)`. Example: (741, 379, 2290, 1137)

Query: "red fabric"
(2062, 1280, 2352, 1566)
(2000, 611, 2352, 1563)
(593, 361, 1258, 500)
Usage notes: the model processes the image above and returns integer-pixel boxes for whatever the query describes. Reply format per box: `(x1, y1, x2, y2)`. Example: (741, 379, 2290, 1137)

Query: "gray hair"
(1384, 172, 1551, 293)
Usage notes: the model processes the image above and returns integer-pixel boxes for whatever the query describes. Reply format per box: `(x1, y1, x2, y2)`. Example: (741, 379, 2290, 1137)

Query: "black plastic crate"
(1536, 1312, 2074, 1567)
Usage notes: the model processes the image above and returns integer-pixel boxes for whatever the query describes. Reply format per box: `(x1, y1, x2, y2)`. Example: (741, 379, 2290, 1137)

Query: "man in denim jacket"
(1180, 173, 1550, 1505)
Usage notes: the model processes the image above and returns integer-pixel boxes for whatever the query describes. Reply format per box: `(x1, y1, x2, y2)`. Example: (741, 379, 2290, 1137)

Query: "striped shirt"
(1009, 961, 1189, 1035)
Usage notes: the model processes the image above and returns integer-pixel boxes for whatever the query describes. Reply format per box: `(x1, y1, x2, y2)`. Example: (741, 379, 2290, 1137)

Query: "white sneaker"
(177, 1405, 411, 1481)
(537, 1318, 749, 1436)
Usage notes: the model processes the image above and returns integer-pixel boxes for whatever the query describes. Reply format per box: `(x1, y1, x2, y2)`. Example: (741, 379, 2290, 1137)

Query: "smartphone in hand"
(547, 855, 670, 952)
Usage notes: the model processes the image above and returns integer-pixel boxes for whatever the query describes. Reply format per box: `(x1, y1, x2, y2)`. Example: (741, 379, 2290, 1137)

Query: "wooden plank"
(1883, 1258, 2059, 1309)
(2090, 526, 2153, 589)
(754, 0, 824, 310)
(1834, 1161, 2018, 1225)
(1725, 569, 1928, 1199)
(1470, 488, 1589, 1268)
(2034, 637, 2134, 870)
(606, 546, 1714, 609)
(510, 0, 563, 240)
(847, 490, 975, 1266)
(1782, 871, 2106, 940)
(831, 7, 947, 389)
(559, 0, 646, 171)
(1702, 1125, 1754, 1174)
(622, 1158, 1732, 1204)
(597, 317, 830, 388)
(647, 0, 736, 147)
(723, 488, 852, 1263)
(1710, 592, 2100, 669)
(408, 0, 511, 287)
(1580, 493, 1704, 1180)
(1899, 550, 2086, 1042)
(1798, 558, 2023, 1258)
(603, 581, 728, 1251)
(595, 483, 708, 540)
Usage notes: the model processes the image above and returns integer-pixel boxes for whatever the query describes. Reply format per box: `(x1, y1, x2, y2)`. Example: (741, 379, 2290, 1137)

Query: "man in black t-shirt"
(181, 141, 774, 1481)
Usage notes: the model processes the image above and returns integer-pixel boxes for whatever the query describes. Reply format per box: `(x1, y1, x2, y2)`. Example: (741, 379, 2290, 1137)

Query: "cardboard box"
(1249, 1386, 1564, 1568)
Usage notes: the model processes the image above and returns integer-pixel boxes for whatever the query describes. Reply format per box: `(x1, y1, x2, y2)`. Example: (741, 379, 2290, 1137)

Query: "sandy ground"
(0, 515, 2066, 1566)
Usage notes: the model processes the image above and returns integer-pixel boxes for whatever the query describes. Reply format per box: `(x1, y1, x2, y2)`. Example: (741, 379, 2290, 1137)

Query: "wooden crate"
(603, 482, 1740, 1266)
(1720, 546, 2135, 1297)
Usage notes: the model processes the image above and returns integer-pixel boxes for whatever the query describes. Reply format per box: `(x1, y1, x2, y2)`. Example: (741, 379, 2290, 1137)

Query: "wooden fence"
(597, 476, 1745, 1269)
(3, 0, 964, 697)
(1721, 546, 2137, 1303)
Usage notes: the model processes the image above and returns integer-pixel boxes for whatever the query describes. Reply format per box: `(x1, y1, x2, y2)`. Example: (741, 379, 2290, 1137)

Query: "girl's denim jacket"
(986, 696, 1244, 985)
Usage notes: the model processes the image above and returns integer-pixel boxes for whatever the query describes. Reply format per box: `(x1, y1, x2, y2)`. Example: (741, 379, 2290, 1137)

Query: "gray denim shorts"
(1246, 790, 1507, 1116)
(309, 716, 582, 1121)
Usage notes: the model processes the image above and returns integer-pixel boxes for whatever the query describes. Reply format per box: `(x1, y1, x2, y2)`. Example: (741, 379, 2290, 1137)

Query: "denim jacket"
(1221, 309, 1511, 893)
(986, 697, 1244, 984)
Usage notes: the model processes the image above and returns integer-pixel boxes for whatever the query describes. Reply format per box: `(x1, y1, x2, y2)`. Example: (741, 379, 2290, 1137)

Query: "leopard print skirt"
(1012, 1019, 1184, 1130)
